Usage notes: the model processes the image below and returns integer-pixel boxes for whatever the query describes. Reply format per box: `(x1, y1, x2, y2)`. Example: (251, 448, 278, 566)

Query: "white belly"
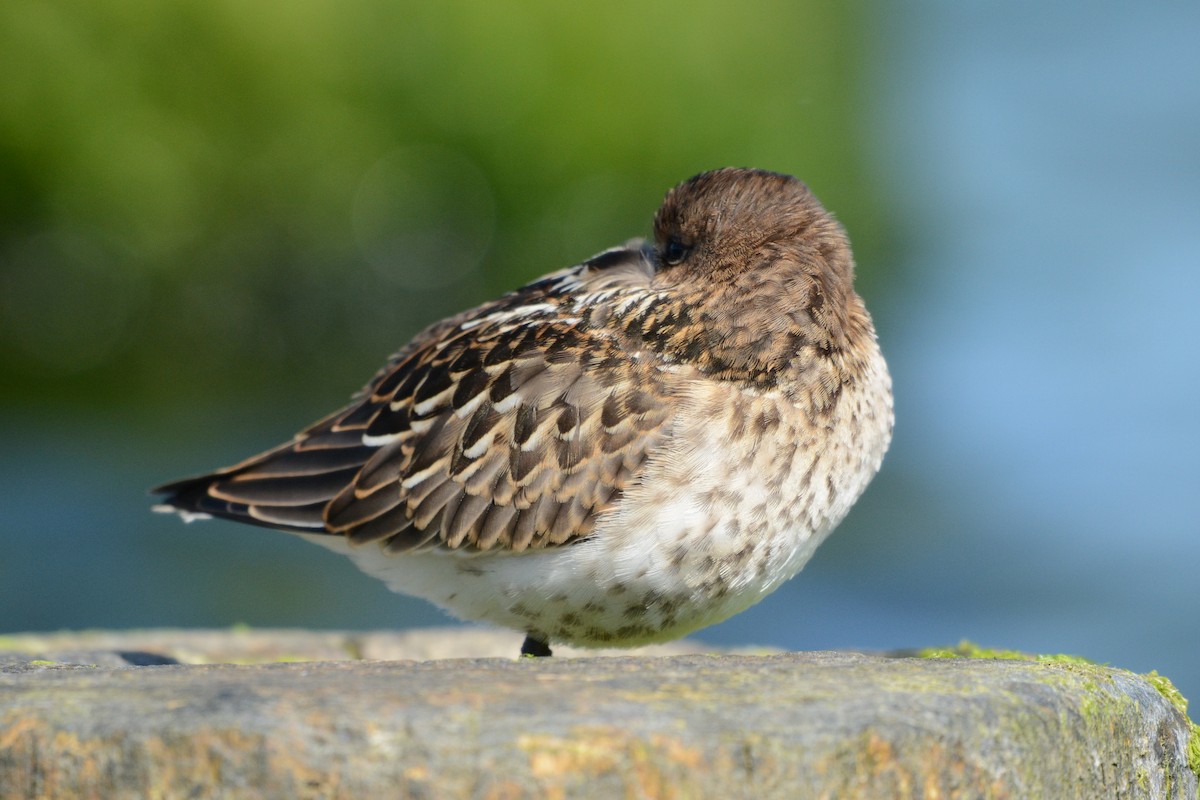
(299, 365, 892, 648)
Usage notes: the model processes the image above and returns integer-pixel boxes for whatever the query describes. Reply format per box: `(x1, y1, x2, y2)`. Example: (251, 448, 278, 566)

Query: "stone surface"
(0, 629, 1195, 799)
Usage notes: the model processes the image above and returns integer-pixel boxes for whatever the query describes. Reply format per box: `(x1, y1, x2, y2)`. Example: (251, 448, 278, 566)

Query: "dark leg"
(520, 635, 553, 658)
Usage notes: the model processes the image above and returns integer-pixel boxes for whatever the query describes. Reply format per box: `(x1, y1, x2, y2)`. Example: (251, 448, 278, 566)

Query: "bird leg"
(520, 635, 553, 658)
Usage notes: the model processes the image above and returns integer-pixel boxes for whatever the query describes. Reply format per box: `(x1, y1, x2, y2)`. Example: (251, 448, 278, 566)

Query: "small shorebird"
(154, 168, 893, 657)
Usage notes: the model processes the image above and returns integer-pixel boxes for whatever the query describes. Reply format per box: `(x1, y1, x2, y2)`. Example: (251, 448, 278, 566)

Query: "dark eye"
(662, 238, 689, 266)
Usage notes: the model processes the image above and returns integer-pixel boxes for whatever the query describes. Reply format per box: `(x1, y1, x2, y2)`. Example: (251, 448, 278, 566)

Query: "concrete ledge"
(0, 630, 1196, 799)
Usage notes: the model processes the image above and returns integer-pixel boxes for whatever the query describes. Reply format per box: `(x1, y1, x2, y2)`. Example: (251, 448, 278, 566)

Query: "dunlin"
(154, 168, 894, 656)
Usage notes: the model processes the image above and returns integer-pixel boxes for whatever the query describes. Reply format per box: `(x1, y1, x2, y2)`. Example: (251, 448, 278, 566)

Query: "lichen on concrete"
(917, 639, 1094, 665)
(1144, 670, 1200, 782)
(920, 639, 1200, 795)
(0, 631, 1195, 798)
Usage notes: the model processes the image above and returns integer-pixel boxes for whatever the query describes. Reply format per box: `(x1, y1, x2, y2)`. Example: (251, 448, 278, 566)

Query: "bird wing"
(154, 243, 680, 553)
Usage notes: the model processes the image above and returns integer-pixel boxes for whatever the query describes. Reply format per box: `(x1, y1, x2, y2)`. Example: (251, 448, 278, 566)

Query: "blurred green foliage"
(0, 0, 881, 412)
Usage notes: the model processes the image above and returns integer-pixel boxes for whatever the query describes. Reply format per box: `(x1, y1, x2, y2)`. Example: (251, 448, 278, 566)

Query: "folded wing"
(154, 244, 677, 553)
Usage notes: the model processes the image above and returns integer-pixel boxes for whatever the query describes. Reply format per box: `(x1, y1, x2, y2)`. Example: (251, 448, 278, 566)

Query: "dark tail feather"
(152, 420, 376, 534)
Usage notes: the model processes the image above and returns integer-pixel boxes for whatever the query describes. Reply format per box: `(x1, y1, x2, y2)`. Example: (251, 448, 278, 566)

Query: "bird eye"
(662, 238, 689, 266)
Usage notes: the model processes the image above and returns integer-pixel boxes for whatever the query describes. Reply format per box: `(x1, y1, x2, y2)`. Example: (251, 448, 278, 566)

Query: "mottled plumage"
(154, 168, 893, 656)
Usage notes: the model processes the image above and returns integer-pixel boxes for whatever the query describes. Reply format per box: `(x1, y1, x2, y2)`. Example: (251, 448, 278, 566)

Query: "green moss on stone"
(918, 640, 1094, 665)
(1143, 671, 1200, 780)
(1146, 671, 1190, 717)
(921, 643, 1199, 785)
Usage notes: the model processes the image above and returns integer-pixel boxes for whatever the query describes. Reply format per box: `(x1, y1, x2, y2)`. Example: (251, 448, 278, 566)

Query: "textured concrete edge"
(1, 628, 1195, 785)
(0, 644, 1195, 798)
(1143, 671, 1200, 781)
(920, 639, 1200, 788)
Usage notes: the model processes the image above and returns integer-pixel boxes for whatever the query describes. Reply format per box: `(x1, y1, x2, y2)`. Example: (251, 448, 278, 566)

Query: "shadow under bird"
(154, 168, 893, 657)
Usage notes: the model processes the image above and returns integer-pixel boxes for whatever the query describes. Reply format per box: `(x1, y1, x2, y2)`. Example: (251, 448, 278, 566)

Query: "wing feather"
(154, 241, 677, 552)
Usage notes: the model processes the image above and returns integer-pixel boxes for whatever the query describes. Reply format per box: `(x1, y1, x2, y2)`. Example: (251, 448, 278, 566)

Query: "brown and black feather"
(154, 242, 678, 553)
(155, 168, 864, 557)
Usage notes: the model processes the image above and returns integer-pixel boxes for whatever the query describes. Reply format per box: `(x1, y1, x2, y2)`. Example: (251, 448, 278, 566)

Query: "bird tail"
(151, 407, 375, 534)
